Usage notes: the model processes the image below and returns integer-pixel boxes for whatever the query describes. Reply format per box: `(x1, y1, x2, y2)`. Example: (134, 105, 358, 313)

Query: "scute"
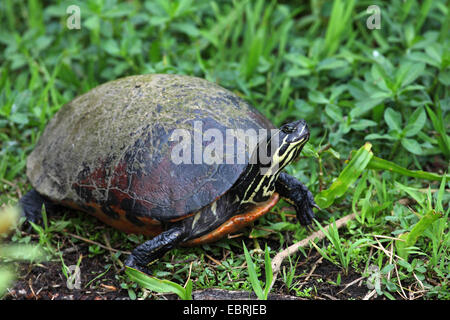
(27, 74, 275, 221)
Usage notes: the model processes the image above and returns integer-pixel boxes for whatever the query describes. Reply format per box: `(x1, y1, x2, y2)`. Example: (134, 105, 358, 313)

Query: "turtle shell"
(27, 74, 275, 224)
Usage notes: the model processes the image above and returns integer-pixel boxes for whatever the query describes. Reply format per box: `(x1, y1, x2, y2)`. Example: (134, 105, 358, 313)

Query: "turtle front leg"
(125, 226, 187, 274)
(275, 172, 319, 225)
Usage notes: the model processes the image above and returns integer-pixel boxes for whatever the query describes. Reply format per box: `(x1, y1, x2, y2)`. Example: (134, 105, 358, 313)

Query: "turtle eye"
(281, 124, 295, 133)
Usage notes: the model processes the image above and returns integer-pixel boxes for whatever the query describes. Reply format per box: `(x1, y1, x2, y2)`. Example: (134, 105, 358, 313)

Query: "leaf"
(425, 44, 442, 65)
(371, 64, 390, 91)
(365, 133, 397, 141)
(395, 209, 442, 260)
(325, 104, 343, 121)
(125, 267, 192, 300)
(397, 62, 425, 88)
(384, 108, 402, 132)
(308, 90, 329, 104)
(426, 105, 450, 158)
(394, 181, 426, 205)
(9, 113, 29, 125)
(317, 58, 347, 71)
(367, 156, 447, 181)
(286, 67, 311, 77)
(285, 53, 314, 68)
(350, 98, 384, 118)
(242, 242, 264, 299)
(401, 138, 423, 155)
(314, 143, 373, 209)
(404, 107, 426, 137)
(103, 39, 121, 56)
(438, 69, 450, 86)
(350, 119, 377, 131)
(263, 245, 273, 299)
(84, 15, 100, 31)
(0, 268, 15, 296)
(408, 51, 440, 68)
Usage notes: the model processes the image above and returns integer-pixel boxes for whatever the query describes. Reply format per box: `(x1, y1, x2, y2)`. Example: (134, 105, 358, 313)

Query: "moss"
(27, 74, 272, 205)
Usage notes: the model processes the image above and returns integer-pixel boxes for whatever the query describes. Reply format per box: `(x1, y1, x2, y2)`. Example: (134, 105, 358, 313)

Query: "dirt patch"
(4, 240, 375, 300)
(5, 244, 130, 300)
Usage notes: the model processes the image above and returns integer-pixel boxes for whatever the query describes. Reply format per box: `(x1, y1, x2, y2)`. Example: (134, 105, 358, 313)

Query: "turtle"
(19, 74, 318, 274)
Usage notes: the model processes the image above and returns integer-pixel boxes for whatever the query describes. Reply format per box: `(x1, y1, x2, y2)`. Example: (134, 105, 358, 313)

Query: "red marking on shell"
(181, 192, 280, 246)
(61, 200, 163, 237)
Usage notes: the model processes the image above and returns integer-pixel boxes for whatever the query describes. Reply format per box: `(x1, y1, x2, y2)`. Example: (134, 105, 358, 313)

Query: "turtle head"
(237, 119, 310, 205)
(279, 119, 309, 145)
(236, 120, 310, 205)
(273, 119, 309, 166)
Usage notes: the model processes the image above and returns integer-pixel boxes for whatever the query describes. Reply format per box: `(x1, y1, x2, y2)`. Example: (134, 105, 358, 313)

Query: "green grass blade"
(125, 267, 192, 300)
(242, 242, 264, 299)
(396, 209, 443, 260)
(263, 244, 273, 299)
(315, 143, 373, 209)
(367, 156, 448, 181)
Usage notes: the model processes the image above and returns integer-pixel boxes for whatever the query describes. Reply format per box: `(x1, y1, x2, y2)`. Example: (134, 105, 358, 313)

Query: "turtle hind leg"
(19, 189, 57, 225)
(125, 226, 187, 274)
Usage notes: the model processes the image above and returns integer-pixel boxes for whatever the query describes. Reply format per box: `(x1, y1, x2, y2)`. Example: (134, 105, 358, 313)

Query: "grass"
(0, 0, 449, 300)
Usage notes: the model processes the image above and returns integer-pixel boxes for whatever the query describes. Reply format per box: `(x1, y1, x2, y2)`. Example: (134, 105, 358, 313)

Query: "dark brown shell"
(27, 74, 275, 222)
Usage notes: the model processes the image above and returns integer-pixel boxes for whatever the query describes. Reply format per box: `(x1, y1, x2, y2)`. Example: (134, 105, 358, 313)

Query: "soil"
(4, 235, 376, 300)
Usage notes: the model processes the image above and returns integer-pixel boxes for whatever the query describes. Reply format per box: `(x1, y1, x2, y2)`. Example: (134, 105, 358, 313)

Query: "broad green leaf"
(308, 90, 329, 104)
(317, 58, 347, 71)
(325, 104, 343, 121)
(350, 119, 377, 131)
(408, 51, 440, 68)
(404, 107, 426, 137)
(426, 105, 450, 158)
(397, 62, 425, 88)
(438, 69, 450, 86)
(371, 64, 390, 91)
(286, 67, 310, 77)
(384, 108, 402, 132)
(401, 138, 423, 155)
(365, 133, 397, 141)
(284, 53, 314, 69)
(425, 44, 442, 65)
(84, 15, 100, 31)
(103, 39, 121, 56)
(351, 98, 384, 118)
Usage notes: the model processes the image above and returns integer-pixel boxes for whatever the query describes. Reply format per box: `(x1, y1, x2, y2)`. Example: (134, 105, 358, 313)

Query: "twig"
(297, 256, 323, 290)
(363, 289, 377, 300)
(269, 213, 356, 292)
(337, 276, 365, 295)
(205, 253, 223, 266)
(103, 232, 124, 269)
(67, 232, 130, 255)
(1, 178, 22, 198)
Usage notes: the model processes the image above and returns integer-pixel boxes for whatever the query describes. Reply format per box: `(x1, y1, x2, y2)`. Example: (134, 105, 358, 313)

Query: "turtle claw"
(295, 199, 315, 226)
(275, 173, 319, 226)
(295, 187, 319, 226)
(124, 255, 152, 275)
